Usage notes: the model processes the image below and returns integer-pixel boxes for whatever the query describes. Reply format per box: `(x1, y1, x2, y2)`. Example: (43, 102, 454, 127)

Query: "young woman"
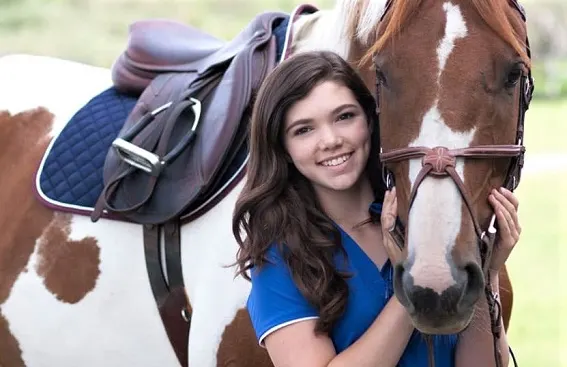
(232, 50, 521, 367)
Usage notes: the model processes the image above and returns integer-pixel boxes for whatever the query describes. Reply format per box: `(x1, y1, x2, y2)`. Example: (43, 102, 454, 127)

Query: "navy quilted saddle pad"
(36, 15, 291, 214)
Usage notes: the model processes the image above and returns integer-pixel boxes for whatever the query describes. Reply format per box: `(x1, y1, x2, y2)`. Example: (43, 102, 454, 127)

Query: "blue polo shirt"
(247, 202, 458, 366)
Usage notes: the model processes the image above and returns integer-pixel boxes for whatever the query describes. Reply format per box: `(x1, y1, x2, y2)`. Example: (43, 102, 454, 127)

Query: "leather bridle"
(374, 1, 534, 367)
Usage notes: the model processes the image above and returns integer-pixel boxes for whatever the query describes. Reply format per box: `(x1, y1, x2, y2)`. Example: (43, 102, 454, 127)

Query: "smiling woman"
(232, 50, 458, 367)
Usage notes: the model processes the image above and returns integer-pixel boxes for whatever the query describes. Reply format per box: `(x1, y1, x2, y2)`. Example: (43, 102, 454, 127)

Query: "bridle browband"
(373, 1, 534, 367)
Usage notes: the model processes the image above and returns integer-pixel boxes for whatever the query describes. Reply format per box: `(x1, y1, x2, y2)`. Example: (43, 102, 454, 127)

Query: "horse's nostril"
(459, 262, 485, 310)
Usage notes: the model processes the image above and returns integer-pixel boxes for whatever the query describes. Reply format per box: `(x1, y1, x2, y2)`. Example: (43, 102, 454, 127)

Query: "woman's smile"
(284, 81, 371, 193)
(319, 152, 353, 167)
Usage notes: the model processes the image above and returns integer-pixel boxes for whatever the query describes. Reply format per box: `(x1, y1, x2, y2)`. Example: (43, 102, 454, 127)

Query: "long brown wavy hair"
(232, 50, 387, 334)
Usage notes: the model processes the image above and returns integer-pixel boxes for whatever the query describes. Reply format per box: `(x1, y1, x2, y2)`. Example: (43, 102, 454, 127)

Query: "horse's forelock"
(360, 0, 529, 66)
(293, 0, 390, 63)
(355, 0, 389, 45)
(471, 0, 530, 66)
(359, 0, 423, 65)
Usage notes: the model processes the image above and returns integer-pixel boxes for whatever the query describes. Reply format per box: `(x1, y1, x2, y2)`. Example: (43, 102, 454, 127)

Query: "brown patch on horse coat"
(216, 308, 273, 367)
(0, 108, 56, 367)
(36, 213, 100, 304)
(0, 314, 26, 366)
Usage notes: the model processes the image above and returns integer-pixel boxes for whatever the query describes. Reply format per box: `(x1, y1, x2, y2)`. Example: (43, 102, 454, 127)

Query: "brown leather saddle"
(92, 11, 289, 225)
(89, 5, 318, 367)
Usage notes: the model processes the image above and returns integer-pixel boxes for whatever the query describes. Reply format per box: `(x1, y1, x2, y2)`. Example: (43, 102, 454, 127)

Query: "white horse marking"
(407, 3, 473, 294)
(437, 2, 468, 80)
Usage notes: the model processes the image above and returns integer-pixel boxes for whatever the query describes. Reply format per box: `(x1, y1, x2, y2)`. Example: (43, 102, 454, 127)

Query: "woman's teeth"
(321, 153, 352, 167)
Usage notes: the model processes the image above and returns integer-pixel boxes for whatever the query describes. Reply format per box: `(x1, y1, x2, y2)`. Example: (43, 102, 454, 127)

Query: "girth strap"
(143, 220, 190, 367)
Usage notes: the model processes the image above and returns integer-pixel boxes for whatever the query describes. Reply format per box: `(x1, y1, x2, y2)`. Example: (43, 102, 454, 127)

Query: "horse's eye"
(375, 67, 388, 87)
(505, 68, 522, 89)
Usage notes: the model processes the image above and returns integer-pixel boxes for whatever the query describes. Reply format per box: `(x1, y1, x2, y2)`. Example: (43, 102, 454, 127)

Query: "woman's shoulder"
(250, 242, 287, 275)
(247, 242, 319, 345)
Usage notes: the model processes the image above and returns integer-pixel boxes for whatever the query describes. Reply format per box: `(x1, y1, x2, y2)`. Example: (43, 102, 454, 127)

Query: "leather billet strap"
(143, 220, 190, 367)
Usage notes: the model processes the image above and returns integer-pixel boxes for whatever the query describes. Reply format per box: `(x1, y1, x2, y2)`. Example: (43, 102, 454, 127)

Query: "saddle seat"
(112, 13, 286, 95)
(112, 19, 226, 93)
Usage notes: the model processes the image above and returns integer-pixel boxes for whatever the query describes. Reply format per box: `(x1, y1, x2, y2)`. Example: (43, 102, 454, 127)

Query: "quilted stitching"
(39, 87, 138, 207)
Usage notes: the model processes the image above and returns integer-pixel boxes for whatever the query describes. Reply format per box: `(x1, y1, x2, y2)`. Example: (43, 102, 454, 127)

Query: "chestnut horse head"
(343, 0, 534, 335)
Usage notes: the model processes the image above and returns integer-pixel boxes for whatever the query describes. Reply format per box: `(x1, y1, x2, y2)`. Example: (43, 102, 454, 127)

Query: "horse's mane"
(470, 0, 529, 64)
(339, 0, 530, 66)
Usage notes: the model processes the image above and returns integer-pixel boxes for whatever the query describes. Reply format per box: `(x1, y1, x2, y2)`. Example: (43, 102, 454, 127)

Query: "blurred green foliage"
(532, 60, 567, 99)
(0, 0, 333, 66)
(1, 0, 565, 98)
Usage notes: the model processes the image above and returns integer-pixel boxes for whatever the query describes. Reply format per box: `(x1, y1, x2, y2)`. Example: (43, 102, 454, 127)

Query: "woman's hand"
(488, 187, 522, 273)
(381, 187, 406, 265)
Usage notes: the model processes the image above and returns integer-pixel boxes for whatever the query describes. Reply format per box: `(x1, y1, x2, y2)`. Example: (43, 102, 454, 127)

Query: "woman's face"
(283, 80, 371, 195)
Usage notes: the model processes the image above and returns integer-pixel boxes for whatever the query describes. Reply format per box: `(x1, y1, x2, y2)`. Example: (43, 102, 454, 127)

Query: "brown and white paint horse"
(0, 0, 527, 366)
(343, 0, 528, 339)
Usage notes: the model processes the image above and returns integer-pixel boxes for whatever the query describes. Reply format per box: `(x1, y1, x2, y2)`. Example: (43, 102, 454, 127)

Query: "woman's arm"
(454, 271, 510, 367)
(264, 190, 414, 367)
(264, 295, 414, 367)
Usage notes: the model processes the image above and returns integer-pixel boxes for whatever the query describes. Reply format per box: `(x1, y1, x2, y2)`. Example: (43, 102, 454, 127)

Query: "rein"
(373, 1, 534, 366)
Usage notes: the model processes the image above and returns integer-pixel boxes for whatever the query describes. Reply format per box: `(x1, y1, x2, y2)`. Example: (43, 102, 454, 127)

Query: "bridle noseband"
(373, 2, 534, 367)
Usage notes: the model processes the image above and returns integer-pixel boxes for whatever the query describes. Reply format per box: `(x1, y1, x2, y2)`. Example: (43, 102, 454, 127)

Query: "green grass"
(506, 170, 567, 367)
(525, 99, 567, 154)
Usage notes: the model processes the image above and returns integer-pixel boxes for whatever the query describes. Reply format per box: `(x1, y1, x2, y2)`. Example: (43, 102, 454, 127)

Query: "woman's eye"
(337, 112, 355, 121)
(294, 126, 311, 136)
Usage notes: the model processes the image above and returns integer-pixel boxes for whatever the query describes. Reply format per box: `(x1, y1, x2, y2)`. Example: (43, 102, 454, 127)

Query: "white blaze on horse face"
(406, 3, 473, 294)
(436, 3, 467, 80)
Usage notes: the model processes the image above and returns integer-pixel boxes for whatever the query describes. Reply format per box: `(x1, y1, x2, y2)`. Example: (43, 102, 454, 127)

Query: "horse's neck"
(291, 5, 377, 98)
(291, 9, 351, 59)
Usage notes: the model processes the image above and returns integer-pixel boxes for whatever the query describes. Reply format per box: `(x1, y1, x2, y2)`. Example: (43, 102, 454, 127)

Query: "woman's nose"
(318, 125, 343, 150)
